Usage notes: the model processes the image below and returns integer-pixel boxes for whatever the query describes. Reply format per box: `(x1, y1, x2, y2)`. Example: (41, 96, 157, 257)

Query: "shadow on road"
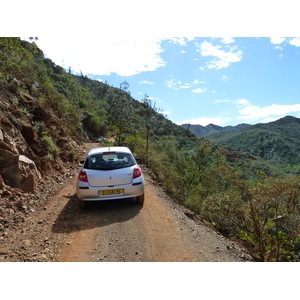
(51, 194, 142, 234)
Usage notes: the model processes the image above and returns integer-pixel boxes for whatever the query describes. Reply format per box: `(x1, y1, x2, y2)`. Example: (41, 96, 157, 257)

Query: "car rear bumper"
(76, 181, 144, 201)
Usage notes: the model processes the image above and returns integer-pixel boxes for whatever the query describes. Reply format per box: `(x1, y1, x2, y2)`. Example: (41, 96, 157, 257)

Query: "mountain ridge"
(181, 122, 251, 137)
(206, 115, 300, 167)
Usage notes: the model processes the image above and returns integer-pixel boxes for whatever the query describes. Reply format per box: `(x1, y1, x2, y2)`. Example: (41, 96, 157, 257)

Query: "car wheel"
(136, 193, 145, 204)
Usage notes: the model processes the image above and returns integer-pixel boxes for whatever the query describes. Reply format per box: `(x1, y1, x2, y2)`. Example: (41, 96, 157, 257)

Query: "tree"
(139, 94, 162, 165)
(0, 37, 37, 82)
(108, 82, 134, 145)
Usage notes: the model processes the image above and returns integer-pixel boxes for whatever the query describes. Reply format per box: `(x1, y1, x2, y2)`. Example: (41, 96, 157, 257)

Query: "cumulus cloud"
(36, 37, 166, 76)
(270, 37, 300, 49)
(192, 88, 207, 93)
(236, 98, 250, 106)
(270, 37, 286, 44)
(198, 41, 242, 70)
(212, 98, 300, 124)
(289, 38, 300, 47)
(237, 103, 300, 122)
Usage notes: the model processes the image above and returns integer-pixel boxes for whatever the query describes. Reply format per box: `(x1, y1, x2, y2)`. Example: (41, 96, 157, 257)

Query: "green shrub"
(41, 135, 60, 159)
(202, 174, 300, 261)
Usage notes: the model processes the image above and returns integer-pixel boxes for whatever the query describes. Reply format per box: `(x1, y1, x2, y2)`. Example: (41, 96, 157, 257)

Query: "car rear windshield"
(84, 153, 135, 170)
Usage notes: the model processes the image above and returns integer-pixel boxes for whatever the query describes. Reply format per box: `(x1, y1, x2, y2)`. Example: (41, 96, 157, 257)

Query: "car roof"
(87, 147, 132, 156)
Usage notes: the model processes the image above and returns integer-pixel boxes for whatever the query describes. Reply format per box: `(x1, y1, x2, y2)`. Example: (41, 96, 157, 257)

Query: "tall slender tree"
(140, 94, 162, 165)
(109, 81, 133, 145)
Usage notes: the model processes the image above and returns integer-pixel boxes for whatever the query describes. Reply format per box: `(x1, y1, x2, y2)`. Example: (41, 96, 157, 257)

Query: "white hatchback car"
(76, 147, 145, 207)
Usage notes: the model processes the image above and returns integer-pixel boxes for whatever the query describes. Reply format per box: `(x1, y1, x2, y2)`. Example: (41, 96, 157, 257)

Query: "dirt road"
(0, 143, 252, 262)
(55, 173, 251, 262)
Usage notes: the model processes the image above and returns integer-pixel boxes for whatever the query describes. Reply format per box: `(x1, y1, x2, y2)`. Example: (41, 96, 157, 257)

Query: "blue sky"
(34, 36, 300, 126)
(3, 0, 300, 128)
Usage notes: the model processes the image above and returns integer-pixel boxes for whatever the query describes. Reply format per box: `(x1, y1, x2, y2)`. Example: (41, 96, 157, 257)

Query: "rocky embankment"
(0, 81, 84, 244)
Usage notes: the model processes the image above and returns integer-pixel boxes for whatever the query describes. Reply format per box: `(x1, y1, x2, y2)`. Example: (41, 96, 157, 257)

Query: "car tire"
(136, 193, 145, 205)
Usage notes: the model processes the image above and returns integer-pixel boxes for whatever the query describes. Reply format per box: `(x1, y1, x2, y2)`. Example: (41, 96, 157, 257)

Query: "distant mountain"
(181, 123, 251, 137)
(206, 116, 300, 166)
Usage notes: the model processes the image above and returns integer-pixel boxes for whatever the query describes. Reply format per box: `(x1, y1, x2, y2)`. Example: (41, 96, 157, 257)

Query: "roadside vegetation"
(1, 37, 299, 261)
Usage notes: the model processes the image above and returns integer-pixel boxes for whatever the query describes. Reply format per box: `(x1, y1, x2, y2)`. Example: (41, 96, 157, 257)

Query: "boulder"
(1, 162, 20, 188)
(0, 151, 41, 193)
(0, 143, 19, 167)
(18, 155, 41, 193)
(0, 134, 20, 188)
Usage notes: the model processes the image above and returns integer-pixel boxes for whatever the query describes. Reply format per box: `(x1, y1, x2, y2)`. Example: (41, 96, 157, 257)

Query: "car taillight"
(132, 167, 142, 179)
(78, 170, 88, 182)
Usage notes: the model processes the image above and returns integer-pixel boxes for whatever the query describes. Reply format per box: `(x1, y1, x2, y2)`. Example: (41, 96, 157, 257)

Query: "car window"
(84, 153, 135, 170)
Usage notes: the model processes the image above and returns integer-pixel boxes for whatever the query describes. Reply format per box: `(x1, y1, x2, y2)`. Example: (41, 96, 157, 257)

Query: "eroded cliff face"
(0, 82, 81, 195)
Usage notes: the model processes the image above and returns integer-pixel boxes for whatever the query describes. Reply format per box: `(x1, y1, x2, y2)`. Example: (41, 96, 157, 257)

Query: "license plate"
(99, 189, 124, 196)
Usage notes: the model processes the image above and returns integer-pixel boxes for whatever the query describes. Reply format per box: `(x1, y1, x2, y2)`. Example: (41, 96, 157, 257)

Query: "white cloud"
(289, 38, 300, 47)
(270, 37, 300, 49)
(237, 103, 300, 121)
(139, 80, 155, 85)
(193, 79, 206, 84)
(221, 37, 235, 44)
(236, 98, 250, 106)
(166, 79, 193, 90)
(270, 37, 286, 44)
(167, 37, 187, 46)
(220, 75, 228, 82)
(36, 37, 166, 76)
(167, 37, 195, 46)
(166, 79, 179, 89)
(274, 45, 284, 51)
(180, 117, 229, 126)
(214, 98, 250, 106)
(139, 95, 163, 105)
(192, 88, 207, 93)
(198, 41, 242, 70)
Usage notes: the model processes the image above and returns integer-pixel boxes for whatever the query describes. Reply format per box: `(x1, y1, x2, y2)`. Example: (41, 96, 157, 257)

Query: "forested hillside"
(207, 116, 300, 175)
(1, 38, 299, 261)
